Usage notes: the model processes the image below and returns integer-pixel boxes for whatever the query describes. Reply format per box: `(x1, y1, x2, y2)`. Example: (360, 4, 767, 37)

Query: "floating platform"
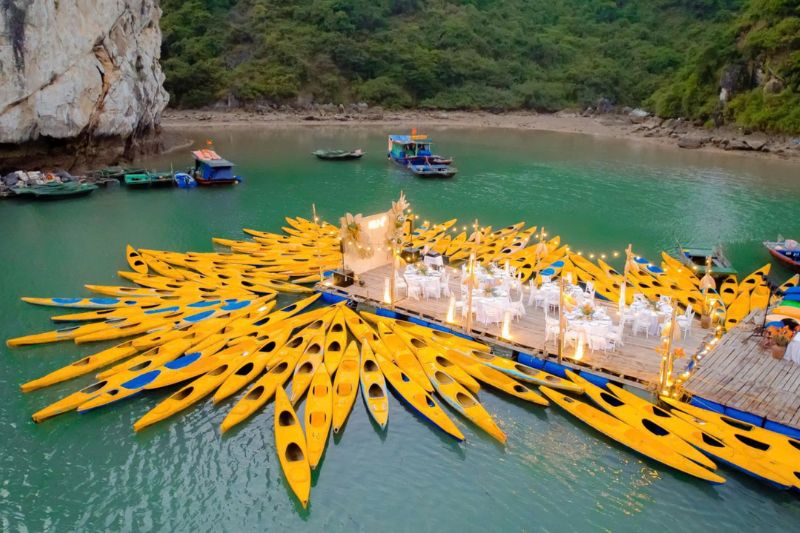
(317, 263, 710, 389)
(684, 323, 800, 433)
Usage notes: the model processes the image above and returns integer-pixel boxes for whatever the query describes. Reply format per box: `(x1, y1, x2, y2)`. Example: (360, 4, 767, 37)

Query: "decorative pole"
(464, 219, 480, 332)
(660, 306, 679, 394)
(312, 203, 323, 283)
(699, 255, 715, 328)
(558, 274, 565, 364)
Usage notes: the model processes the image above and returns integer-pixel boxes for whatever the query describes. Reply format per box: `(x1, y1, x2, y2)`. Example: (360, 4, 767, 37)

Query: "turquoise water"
(2, 126, 800, 530)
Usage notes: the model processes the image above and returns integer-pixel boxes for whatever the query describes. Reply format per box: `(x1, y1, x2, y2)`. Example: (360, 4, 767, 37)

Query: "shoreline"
(161, 109, 800, 164)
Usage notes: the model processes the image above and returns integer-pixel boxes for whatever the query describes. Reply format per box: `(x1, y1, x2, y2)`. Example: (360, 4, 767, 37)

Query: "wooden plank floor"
(685, 324, 800, 428)
(321, 264, 710, 388)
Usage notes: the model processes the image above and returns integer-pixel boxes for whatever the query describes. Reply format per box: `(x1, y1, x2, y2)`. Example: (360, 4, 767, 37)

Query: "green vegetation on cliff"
(160, 0, 800, 133)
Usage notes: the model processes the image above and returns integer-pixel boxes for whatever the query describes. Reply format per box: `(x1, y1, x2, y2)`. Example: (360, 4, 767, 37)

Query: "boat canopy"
(192, 149, 235, 168)
(388, 134, 433, 158)
(388, 134, 431, 145)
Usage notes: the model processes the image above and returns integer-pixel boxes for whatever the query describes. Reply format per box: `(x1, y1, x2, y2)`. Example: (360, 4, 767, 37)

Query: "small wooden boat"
(191, 149, 241, 185)
(408, 161, 458, 178)
(764, 239, 800, 271)
(672, 245, 737, 278)
(312, 149, 364, 160)
(124, 171, 174, 188)
(387, 133, 457, 178)
(11, 182, 98, 199)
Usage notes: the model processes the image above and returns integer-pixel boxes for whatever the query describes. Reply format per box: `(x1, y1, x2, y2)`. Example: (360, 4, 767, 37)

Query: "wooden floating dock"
(684, 324, 800, 431)
(319, 264, 710, 389)
(322, 264, 800, 433)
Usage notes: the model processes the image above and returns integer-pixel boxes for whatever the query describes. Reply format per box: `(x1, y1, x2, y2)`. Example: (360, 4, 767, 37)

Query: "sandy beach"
(161, 109, 800, 163)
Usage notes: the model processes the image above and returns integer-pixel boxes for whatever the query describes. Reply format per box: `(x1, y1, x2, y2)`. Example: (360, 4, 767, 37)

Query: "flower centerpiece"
(767, 325, 795, 359)
(580, 302, 594, 318)
(417, 263, 429, 276)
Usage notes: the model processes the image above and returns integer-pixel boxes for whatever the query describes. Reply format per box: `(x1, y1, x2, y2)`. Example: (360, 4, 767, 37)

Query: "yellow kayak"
(77, 338, 260, 412)
(219, 333, 310, 433)
(323, 308, 347, 374)
(212, 328, 292, 403)
(133, 357, 241, 431)
(739, 264, 771, 294)
(362, 311, 489, 353)
(304, 366, 333, 469)
(332, 341, 360, 433)
(376, 323, 432, 392)
(289, 334, 326, 404)
(444, 349, 548, 406)
(21, 339, 138, 392)
(31, 334, 228, 420)
(376, 351, 464, 441)
(719, 276, 738, 307)
(141, 336, 256, 390)
(359, 341, 388, 430)
(7, 321, 113, 347)
(126, 245, 149, 274)
(342, 307, 381, 344)
(609, 385, 796, 489)
(422, 360, 506, 443)
(566, 371, 715, 469)
(725, 290, 751, 330)
(663, 398, 800, 475)
(750, 283, 770, 312)
(274, 386, 312, 508)
(391, 330, 481, 394)
(772, 274, 800, 305)
(457, 349, 582, 393)
(540, 387, 724, 484)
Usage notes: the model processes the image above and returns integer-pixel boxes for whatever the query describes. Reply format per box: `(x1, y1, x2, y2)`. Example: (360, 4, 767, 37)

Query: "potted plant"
(768, 325, 794, 359)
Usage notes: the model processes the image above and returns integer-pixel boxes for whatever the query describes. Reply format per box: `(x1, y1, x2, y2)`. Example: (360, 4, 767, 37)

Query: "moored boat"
(11, 181, 98, 199)
(764, 238, 800, 271)
(672, 245, 736, 278)
(191, 149, 242, 185)
(387, 133, 457, 178)
(313, 149, 364, 160)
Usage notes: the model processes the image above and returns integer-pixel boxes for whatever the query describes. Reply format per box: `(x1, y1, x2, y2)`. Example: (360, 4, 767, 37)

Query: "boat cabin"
(388, 134, 433, 162)
(191, 149, 240, 185)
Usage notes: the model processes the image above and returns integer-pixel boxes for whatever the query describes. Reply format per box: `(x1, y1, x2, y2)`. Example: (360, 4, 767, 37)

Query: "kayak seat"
(368, 384, 385, 399)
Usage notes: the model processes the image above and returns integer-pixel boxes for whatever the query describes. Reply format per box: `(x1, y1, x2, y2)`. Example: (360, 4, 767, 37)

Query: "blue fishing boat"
(387, 133, 457, 178)
(191, 149, 242, 186)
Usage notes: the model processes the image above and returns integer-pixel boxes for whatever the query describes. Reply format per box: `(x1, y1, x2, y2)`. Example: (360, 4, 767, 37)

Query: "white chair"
(510, 291, 526, 320)
(394, 274, 408, 298)
(605, 324, 624, 351)
(405, 276, 422, 300)
(676, 304, 695, 339)
(587, 325, 608, 352)
(564, 326, 581, 349)
(478, 302, 502, 325)
(546, 294, 559, 314)
(439, 270, 452, 298)
(659, 294, 672, 307)
(422, 278, 440, 300)
(545, 315, 561, 348)
(633, 293, 647, 305)
(632, 313, 651, 338)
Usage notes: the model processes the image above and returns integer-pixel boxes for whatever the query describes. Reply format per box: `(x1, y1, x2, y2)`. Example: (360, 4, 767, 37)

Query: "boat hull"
(765, 242, 800, 272)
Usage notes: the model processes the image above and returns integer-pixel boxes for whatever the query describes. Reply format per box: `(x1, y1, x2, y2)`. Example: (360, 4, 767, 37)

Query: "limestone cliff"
(0, 0, 168, 167)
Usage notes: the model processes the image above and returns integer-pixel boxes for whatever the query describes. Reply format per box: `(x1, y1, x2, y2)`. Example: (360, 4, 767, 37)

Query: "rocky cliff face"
(0, 0, 168, 167)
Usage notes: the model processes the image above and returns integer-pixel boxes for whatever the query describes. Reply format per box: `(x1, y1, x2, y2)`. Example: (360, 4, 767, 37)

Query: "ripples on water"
(1, 127, 799, 530)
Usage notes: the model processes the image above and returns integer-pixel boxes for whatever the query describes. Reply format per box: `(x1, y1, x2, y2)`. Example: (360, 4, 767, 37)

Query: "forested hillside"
(160, 0, 800, 133)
